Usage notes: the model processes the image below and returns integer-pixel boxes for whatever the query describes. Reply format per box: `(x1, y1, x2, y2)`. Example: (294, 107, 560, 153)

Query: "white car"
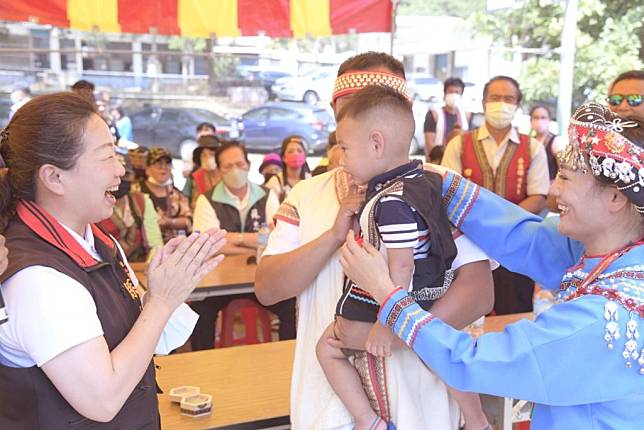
(406, 73, 443, 102)
(271, 67, 338, 105)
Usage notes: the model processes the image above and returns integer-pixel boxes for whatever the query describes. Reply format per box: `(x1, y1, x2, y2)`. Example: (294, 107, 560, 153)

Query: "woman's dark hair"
(0, 92, 96, 231)
(280, 135, 311, 179)
(529, 104, 552, 119)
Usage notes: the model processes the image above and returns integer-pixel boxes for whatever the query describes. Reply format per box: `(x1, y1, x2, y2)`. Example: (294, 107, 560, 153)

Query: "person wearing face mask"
(182, 135, 221, 208)
(259, 152, 284, 184)
(265, 135, 312, 202)
(8, 87, 31, 120)
(98, 150, 163, 262)
(530, 104, 567, 182)
(441, 75, 550, 315)
(191, 140, 294, 351)
(423, 78, 471, 161)
(135, 147, 192, 242)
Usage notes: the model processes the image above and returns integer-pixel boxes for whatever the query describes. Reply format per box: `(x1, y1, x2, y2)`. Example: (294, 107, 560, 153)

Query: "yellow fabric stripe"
(290, 0, 331, 38)
(68, 0, 120, 33)
(178, 0, 240, 38)
(449, 179, 472, 221)
(397, 308, 423, 339)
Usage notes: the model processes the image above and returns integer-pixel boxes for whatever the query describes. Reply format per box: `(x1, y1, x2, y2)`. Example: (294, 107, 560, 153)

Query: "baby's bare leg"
(447, 386, 489, 430)
(316, 319, 386, 430)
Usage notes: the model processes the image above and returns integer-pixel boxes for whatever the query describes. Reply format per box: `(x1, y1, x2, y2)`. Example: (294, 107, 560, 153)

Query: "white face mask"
(444, 93, 461, 108)
(10, 91, 20, 105)
(485, 102, 517, 129)
(222, 168, 248, 189)
(205, 157, 217, 171)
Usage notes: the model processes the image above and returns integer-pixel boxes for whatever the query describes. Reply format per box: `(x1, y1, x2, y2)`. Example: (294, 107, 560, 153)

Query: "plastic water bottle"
(256, 223, 270, 263)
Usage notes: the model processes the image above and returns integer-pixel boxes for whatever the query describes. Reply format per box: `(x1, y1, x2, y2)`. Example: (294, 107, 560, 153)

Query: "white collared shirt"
(193, 184, 280, 232)
(441, 124, 551, 196)
(0, 224, 105, 367)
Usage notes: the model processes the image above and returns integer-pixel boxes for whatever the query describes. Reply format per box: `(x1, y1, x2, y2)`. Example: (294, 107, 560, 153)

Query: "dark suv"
(129, 106, 241, 159)
(240, 102, 334, 154)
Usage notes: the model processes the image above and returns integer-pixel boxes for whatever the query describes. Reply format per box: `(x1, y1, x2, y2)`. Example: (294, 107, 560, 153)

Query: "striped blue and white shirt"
(371, 163, 430, 259)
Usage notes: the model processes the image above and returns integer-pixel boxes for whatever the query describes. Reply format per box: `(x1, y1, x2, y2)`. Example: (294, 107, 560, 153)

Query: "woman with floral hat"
(338, 102, 644, 429)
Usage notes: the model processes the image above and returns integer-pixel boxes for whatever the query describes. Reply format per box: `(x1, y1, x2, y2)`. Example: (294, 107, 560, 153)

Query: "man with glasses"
(607, 70, 644, 121)
(441, 75, 550, 315)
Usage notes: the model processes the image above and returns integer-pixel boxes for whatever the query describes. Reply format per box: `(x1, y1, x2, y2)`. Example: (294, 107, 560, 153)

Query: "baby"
(316, 85, 488, 430)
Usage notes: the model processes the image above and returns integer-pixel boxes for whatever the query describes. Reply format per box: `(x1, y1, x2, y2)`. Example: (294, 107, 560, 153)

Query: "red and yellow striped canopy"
(0, 0, 392, 37)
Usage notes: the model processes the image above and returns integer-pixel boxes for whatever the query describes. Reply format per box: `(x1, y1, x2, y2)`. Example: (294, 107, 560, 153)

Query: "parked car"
(238, 67, 294, 99)
(239, 102, 334, 154)
(129, 106, 241, 159)
(407, 73, 443, 102)
(272, 67, 338, 105)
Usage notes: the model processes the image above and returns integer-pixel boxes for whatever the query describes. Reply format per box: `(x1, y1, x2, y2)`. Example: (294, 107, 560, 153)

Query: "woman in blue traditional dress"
(335, 102, 644, 429)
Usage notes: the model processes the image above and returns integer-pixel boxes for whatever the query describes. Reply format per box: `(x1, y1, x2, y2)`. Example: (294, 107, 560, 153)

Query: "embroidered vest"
(337, 170, 457, 321)
(192, 168, 216, 195)
(0, 201, 158, 430)
(205, 185, 269, 233)
(461, 129, 531, 204)
(97, 192, 148, 262)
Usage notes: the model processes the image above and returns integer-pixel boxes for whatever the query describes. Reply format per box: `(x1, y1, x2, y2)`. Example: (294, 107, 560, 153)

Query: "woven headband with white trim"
(332, 71, 409, 103)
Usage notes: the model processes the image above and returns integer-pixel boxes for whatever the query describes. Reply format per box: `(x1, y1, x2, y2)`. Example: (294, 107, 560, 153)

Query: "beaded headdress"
(332, 71, 409, 103)
(560, 102, 643, 213)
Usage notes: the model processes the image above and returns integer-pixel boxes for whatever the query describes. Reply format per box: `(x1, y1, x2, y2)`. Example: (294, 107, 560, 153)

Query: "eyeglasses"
(606, 94, 643, 107)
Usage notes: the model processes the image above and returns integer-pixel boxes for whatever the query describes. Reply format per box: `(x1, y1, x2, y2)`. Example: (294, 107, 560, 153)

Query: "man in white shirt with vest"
(423, 77, 471, 160)
(256, 52, 496, 430)
(441, 75, 550, 315)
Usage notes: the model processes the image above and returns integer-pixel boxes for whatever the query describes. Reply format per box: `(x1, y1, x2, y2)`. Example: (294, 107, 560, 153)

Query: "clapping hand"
(146, 229, 226, 312)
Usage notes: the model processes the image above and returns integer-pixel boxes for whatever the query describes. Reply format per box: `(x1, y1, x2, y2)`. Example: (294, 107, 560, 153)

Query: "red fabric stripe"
(273, 214, 300, 227)
(91, 224, 115, 250)
(118, 0, 179, 35)
(329, 0, 391, 34)
(351, 286, 375, 299)
(409, 314, 434, 348)
(377, 286, 404, 319)
(238, 0, 291, 37)
(16, 200, 98, 269)
(0, 0, 68, 27)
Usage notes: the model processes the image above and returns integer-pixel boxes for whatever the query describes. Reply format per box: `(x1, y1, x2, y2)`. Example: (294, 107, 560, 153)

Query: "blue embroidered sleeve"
(441, 172, 584, 289)
(379, 289, 642, 406)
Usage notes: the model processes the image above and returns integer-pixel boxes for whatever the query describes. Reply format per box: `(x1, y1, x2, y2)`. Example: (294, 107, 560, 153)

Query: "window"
(160, 110, 181, 123)
(243, 108, 268, 121)
(269, 108, 299, 121)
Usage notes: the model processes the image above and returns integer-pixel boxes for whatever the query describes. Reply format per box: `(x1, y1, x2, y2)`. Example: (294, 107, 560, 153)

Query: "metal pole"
(557, 0, 578, 135)
(390, 0, 399, 56)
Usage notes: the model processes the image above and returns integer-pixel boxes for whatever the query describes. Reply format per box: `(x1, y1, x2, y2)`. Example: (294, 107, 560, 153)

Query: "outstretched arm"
(437, 169, 583, 289)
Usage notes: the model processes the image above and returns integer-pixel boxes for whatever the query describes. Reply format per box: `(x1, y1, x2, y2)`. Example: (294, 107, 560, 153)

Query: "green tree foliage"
(471, 0, 643, 108)
(399, 0, 643, 109)
(398, 0, 486, 18)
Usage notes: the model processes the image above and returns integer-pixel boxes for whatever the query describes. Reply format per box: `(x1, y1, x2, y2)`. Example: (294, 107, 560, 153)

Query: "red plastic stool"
(219, 299, 272, 347)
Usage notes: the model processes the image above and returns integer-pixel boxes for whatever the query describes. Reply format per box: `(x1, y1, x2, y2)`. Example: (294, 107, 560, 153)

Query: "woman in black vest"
(0, 93, 226, 429)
